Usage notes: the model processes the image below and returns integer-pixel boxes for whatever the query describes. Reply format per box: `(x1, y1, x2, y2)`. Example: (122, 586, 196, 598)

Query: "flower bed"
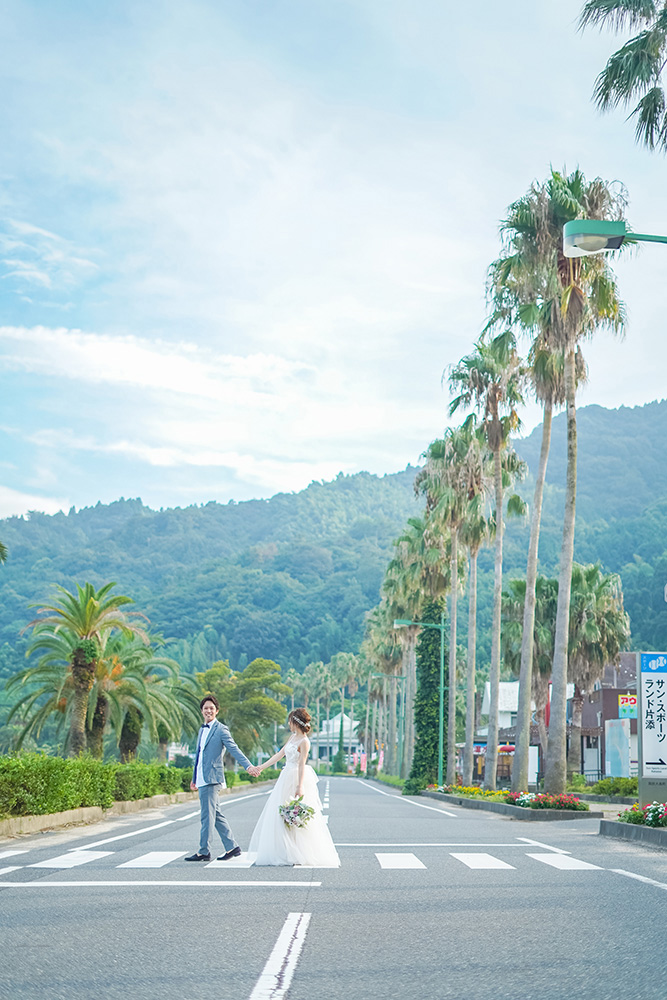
(618, 801, 667, 827)
(437, 784, 589, 811)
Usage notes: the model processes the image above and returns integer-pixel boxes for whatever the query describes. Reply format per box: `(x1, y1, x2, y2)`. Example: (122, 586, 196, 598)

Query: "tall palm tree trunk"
(387, 675, 398, 774)
(513, 402, 553, 791)
(69, 647, 97, 756)
(545, 349, 577, 794)
(87, 694, 108, 759)
(484, 447, 504, 791)
(463, 548, 478, 786)
(447, 526, 458, 784)
(315, 696, 321, 769)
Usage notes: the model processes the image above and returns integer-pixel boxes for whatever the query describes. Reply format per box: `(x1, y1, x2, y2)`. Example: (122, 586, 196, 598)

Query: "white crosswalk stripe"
(526, 853, 602, 871)
(30, 851, 113, 869)
(0, 866, 24, 876)
(0, 850, 28, 861)
(117, 852, 185, 868)
(451, 853, 516, 870)
(376, 853, 426, 869)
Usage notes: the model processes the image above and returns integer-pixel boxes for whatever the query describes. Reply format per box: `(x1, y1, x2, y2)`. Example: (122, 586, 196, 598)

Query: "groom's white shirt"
(195, 724, 213, 787)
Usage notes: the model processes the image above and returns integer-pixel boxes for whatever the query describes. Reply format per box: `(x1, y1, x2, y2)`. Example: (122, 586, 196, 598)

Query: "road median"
(420, 789, 604, 821)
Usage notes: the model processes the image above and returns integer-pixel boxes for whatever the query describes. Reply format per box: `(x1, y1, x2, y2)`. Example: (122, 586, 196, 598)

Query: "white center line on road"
(0, 880, 321, 889)
(517, 837, 571, 855)
(376, 853, 426, 870)
(526, 853, 602, 871)
(117, 852, 185, 869)
(67, 791, 270, 851)
(249, 912, 311, 1000)
(0, 866, 23, 876)
(31, 851, 114, 869)
(611, 869, 667, 891)
(0, 850, 28, 860)
(355, 780, 457, 818)
(450, 853, 515, 870)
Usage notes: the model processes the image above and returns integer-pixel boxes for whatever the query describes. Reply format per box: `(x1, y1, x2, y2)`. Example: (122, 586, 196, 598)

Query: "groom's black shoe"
(217, 846, 242, 861)
(184, 852, 211, 862)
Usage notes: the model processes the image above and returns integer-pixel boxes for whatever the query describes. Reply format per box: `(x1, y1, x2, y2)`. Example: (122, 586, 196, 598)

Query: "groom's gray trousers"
(198, 783, 236, 856)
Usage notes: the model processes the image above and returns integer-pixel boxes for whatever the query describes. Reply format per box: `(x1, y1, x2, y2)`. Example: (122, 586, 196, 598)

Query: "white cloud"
(0, 485, 68, 519)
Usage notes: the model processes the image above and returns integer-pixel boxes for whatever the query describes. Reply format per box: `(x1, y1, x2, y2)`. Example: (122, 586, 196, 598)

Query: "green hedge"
(0, 753, 187, 818)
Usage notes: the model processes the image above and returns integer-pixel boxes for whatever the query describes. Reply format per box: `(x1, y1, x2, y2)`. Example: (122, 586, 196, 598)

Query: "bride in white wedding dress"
(249, 708, 340, 867)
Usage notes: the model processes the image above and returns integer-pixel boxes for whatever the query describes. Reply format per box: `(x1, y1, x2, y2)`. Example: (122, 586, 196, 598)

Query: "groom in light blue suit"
(185, 695, 260, 862)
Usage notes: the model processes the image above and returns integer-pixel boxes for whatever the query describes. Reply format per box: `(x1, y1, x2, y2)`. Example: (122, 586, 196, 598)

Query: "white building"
(311, 712, 362, 760)
(478, 680, 574, 735)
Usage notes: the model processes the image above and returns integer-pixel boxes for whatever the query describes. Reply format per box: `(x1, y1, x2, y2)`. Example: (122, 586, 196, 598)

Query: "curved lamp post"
(394, 614, 447, 786)
(563, 219, 667, 257)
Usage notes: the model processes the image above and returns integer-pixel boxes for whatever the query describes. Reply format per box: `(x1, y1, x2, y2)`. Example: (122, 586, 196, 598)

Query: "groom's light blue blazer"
(192, 718, 252, 787)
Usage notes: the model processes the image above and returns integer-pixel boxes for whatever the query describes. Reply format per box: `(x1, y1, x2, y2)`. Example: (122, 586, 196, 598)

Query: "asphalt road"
(1, 777, 666, 1000)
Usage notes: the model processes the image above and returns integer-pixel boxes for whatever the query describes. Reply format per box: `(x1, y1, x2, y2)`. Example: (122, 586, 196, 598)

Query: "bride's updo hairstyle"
(288, 708, 312, 734)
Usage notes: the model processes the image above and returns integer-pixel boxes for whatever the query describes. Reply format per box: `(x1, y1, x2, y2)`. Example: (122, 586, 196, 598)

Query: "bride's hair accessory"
(288, 708, 312, 733)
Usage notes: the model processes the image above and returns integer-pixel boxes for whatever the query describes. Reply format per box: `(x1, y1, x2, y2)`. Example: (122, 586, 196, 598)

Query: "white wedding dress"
(249, 736, 340, 867)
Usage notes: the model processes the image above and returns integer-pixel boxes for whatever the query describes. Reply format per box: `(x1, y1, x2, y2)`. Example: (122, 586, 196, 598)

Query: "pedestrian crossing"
(0, 844, 607, 876)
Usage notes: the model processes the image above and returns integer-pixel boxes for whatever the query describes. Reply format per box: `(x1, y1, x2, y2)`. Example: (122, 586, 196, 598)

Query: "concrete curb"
(599, 819, 667, 848)
(0, 780, 276, 839)
(421, 790, 604, 821)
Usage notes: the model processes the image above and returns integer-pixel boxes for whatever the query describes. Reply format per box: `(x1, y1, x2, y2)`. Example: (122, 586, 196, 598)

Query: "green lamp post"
(563, 219, 667, 257)
(394, 613, 447, 787)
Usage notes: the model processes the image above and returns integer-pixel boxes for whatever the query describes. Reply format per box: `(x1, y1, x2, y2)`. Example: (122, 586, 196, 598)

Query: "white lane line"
(0, 880, 321, 889)
(117, 852, 185, 869)
(68, 792, 270, 851)
(0, 866, 23, 876)
(450, 853, 515, 870)
(0, 850, 28, 860)
(355, 780, 457, 818)
(611, 869, 667, 891)
(249, 911, 311, 1000)
(517, 837, 571, 855)
(376, 853, 426, 870)
(323, 816, 329, 825)
(68, 821, 175, 851)
(31, 851, 113, 869)
(526, 853, 602, 871)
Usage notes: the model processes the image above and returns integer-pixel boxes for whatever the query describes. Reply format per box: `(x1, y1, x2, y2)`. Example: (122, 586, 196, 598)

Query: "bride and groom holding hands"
(185, 694, 340, 867)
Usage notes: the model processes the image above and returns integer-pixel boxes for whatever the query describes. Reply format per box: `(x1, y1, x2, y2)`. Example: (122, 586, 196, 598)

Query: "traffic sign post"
(637, 652, 667, 806)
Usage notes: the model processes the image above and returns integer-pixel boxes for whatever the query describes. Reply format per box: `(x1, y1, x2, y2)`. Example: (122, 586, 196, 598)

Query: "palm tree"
(506, 169, 627, 794)
(22, 582, 149, 756)
(329, 651, 359, 769)
(580, 0, 667, 152)
(360, 607, 402, 773)
(6, 630, 198, 758)
(449, 331, 526, 790)
(488, 187, 590, 790)
(459, 495, 491, 786)
(302, 661, 326, 765)
(567, 563, 630, 774)
(417, 424, 487, 784)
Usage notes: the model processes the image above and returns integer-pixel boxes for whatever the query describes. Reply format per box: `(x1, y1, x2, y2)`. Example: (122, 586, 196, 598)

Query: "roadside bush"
(591, 777, 638, 797)
(0, 753, 189, 818)
(403, 776, 426, 796)
(0, 753, 115, 817)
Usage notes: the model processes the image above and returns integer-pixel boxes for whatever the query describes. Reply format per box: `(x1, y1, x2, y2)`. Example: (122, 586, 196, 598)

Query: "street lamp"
(394, 614, 447, 787)
(563, 219, 667, 258)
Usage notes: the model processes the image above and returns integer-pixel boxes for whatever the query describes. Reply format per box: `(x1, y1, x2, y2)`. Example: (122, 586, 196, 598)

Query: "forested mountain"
(1, 398, 667, 688)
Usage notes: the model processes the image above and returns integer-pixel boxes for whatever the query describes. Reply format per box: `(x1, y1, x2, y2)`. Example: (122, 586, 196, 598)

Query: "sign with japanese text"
(618, 694, 637, 719)
(640, 653, 667, 776)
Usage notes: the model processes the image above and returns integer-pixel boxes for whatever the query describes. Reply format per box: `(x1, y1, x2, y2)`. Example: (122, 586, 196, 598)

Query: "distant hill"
(1, 397, 667, 686)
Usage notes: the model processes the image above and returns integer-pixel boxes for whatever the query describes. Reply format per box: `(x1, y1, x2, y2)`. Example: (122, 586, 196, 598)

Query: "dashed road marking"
(451, 853, 516, 870)
(31, 851, 114, 869)
(375, 853, 427, 869)
(526, 853, 602, 871)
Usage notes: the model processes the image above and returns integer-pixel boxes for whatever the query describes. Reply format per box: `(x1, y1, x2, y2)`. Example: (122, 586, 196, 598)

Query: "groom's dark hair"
(200, 694, 220, 710)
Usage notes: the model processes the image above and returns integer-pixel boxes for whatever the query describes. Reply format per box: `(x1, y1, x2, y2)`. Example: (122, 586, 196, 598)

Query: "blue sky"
(1, 0, 666, 516)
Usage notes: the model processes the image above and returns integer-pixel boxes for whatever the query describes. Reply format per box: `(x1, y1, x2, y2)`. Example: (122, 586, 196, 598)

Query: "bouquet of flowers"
(279, 795, 315, 828)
